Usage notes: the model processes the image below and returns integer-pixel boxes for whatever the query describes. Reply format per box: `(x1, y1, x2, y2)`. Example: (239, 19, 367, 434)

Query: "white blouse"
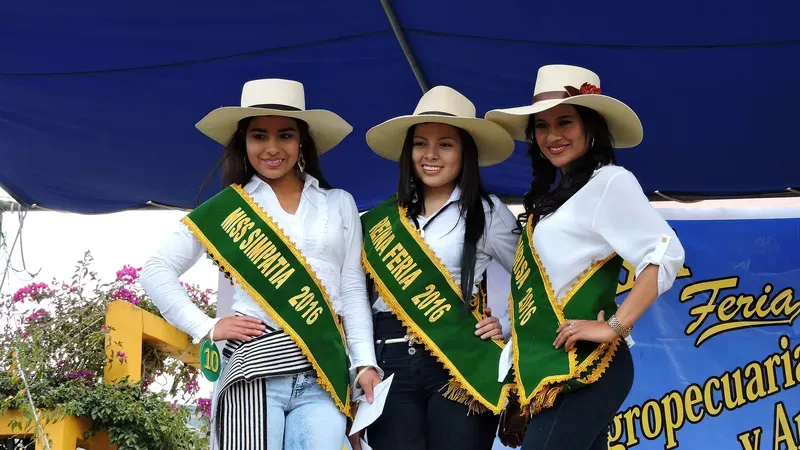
(533, 165, 685, 302)
(140, 174, 378, 378)
(498, 165, 685, 380)
(372, 186, 520, 339)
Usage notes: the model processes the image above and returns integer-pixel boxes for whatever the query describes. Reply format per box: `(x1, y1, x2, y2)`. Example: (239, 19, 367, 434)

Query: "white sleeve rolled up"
(590, 170, 686, 296)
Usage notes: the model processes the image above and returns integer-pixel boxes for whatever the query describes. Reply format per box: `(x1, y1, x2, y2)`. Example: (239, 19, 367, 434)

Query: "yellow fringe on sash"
(577, 338, 621, 384)
(439, 380, 512, 415)
(517, 338, 622, 416)
(509, 216, 623, 416)
(181, 184, 352, 418)
(364, 202, 512, 413)
(362, 249, 513, 415)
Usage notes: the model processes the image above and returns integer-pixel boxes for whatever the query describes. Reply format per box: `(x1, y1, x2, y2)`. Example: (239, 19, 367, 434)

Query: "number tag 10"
(200, 340, 221, 382)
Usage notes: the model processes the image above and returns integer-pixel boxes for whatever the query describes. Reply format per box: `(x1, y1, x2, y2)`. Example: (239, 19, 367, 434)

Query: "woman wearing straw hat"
(485, 65, 686, 449)
(140, 79, 382, 450)
(359, 86, 519, 450)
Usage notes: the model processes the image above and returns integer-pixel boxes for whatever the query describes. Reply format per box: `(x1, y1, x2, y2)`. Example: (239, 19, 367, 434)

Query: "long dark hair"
(398, 124, 493, 314)
(520, 105, 616, 226)
(198, 116, 332, 203)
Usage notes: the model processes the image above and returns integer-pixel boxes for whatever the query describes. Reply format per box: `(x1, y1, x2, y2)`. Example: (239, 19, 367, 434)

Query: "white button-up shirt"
(140, 174, 378, 375)
(533, 165, 686, 299)
(498, 165, 686, 380)
(372, 187, 520, 338)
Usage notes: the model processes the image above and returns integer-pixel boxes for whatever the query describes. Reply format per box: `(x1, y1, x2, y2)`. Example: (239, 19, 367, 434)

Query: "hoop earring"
(297, 151, 306, 173)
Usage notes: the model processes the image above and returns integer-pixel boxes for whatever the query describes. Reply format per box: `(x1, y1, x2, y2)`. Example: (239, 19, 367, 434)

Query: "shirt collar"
(416, 185, 462, 224)
(244, 173, 322, 195)
(446, 185, 462, 204)
(244, 174, 323, 210)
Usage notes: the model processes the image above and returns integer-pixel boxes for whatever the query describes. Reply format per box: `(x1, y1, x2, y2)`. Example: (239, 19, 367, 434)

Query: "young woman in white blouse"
(140, 79, 381, 450)
(485, 65, 686, 449)
(358, 86, 519, 450)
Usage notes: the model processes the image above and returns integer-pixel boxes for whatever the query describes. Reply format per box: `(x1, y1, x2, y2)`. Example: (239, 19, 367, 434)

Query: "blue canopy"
(1, 0, 798, 213)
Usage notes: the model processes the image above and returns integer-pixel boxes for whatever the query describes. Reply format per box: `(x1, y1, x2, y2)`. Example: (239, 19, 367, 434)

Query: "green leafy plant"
(0, 251, 215, 449)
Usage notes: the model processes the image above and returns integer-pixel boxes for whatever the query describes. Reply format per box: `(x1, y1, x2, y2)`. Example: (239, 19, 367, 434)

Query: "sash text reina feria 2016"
(219, 207, 325, 325)
(369, 216, 459, 323)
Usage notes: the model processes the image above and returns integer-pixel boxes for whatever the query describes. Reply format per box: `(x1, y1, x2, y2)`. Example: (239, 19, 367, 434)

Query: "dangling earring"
(410, 177, 419, 203)
(297, 150, 306, 173)
(243, 156, 248, 172)
(539, 151, 547, 159)
(590, 137, 596, 148)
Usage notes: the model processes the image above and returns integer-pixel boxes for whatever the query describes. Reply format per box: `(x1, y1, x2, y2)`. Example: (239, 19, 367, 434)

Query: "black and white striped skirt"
(212, 318, 312, 450)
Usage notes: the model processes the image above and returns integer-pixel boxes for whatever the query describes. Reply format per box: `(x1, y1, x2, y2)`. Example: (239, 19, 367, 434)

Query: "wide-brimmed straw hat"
(485, 65, 643, 148)
(196, 79, 352, 154)
(366, 86, 515, 167)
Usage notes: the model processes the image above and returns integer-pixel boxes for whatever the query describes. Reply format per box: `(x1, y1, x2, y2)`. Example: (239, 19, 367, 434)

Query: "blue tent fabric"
(1, 1, 799, 213)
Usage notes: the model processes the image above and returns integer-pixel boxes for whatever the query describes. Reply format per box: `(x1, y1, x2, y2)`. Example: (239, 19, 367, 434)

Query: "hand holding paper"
(358, 367, 382, 403)
(348, 373, 394, 436)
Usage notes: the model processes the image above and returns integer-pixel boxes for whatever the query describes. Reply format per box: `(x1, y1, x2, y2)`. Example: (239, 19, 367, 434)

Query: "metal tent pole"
(380, 0, 429, 93)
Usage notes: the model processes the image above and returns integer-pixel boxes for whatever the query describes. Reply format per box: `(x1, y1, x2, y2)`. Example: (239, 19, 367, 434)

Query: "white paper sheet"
(498, 339, 512, 382)
(342, 436, 373, 450)
(348, 373, 395, 436)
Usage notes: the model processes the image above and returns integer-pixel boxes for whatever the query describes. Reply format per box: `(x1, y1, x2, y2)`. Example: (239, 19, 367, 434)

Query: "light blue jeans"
(267, 371, 346, 450)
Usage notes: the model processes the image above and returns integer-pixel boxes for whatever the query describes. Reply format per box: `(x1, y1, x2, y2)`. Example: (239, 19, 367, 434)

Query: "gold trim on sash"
(182, 184, 351, 415)
(362, 204, 512, 414)
(510, 216, 621, 414)
(560, 253, 621, 309)
(398, 205, 505, 351)
(363, 254, 514, 414)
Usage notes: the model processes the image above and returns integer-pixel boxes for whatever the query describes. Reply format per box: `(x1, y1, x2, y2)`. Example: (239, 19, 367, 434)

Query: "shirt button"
(408, 347, 417, 356)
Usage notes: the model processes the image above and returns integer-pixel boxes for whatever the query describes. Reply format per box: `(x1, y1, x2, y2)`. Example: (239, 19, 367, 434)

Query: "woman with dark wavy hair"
(486, 65, 686, 450)
(358, 86, 519, 450)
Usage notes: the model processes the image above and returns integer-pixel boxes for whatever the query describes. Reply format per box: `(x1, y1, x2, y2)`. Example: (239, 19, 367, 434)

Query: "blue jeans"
(267, 371, 346, 450)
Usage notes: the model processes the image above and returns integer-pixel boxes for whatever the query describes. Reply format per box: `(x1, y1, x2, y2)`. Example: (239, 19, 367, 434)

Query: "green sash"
(361, 196, 512, 414)
(182, 185, 351, 417)
(510, 216, 623, 415)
